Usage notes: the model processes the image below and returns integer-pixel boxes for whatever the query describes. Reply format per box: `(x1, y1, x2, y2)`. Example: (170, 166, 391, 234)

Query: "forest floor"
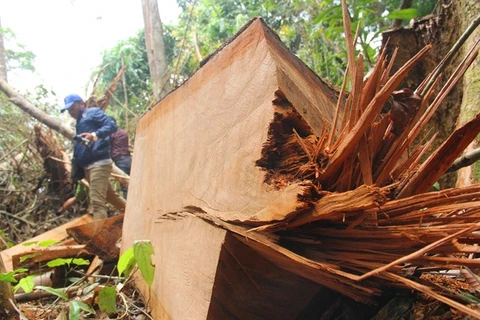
(1, 194, 152, 319)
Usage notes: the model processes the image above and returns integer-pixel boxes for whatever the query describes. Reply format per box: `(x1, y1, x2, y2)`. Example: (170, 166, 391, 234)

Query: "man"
(110, 127, 132, 199)
(61, 93, 126, 220)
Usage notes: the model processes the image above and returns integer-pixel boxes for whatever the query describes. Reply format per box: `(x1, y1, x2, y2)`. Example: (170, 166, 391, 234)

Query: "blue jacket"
(73, 107, 117, 168)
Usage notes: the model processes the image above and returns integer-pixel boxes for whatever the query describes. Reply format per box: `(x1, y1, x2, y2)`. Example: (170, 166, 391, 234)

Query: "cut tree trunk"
(381, 1, 480, 188)
(456, 0, 480, 186)
(122, 17, 339, 318)
(122, 12, 480, 320)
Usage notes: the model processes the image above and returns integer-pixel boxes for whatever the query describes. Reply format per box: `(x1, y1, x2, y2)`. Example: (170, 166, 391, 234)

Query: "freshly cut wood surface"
(131, 214, 227, 320)
(208, 232, 322, 319)
(123, 18, 338, 319)
(124, 18, 337, 227)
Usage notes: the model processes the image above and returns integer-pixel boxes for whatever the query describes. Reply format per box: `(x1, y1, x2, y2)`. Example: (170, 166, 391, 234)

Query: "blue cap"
(61, 94, 83, 112)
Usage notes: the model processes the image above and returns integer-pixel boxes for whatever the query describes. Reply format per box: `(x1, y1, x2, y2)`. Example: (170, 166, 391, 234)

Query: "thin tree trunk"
(193, 26, 203, 61)
(121, 57, 129, 128)
(0, 17, 8, 81)
(141, 0, 171, 100)
(0, 79, 74, 138)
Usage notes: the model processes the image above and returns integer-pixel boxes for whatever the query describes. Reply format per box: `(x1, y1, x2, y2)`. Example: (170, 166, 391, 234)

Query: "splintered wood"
(122, 13, 480, 319)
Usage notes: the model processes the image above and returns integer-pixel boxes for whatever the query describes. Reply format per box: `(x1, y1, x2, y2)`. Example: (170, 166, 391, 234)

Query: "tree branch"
(446, 147, 480, 173)
(0, 79, 74, 139)
(0, 79, 129, 188)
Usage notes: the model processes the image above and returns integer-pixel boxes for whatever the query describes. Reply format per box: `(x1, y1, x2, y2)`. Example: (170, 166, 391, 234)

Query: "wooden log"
(67, 214, 123, 262)
(0, 214, 93, 272)
(11, 245, 88, 270)
(130, 214, 323, 319)
(122, 18, 340, 318)
(124, 17, 337, 227)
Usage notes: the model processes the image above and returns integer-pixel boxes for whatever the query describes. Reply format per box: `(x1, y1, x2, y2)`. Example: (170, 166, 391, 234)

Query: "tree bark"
(141, 0, 171, 100)
(455, 1, 480, 186)
(391, 0, 414, 28)
(383, 0, 480, 189)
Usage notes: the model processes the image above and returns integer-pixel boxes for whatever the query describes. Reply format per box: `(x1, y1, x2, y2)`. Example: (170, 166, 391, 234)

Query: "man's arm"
(84, 107, 117, 140)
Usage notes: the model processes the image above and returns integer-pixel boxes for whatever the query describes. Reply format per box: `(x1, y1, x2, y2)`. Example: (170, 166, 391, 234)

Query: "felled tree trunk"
(123, 11, 480, 318)
(122, 18, 339, 319)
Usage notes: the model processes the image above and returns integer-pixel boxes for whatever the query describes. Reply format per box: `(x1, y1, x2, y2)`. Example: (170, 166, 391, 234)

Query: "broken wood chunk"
(0, 214, 93, 272)
(12, 245, 89, 270)
(67, 214, 123, 262)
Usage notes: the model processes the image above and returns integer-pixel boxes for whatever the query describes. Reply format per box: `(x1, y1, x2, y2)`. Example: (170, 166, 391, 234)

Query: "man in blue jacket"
(61, 93, 126, 220)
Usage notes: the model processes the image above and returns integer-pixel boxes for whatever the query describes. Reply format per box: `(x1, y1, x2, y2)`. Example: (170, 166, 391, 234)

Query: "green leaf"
(22, 241, 38, 247)
(98, 286, 117, 314)
(14, 276, 34, 293)
(0, 271, 18, 283)
(387, 8, 419, 20)
(117, 247, 136, 278)
(35, 285, 68, 300)
(19, 253, 40, 263)
(38, 239, 59, 247)
(46, 258, 69, 267)
(69, 301, 95, 320)
(460, 291, 480, 304)
(133, 240, 155, 287)
(71, 258, 90, 266)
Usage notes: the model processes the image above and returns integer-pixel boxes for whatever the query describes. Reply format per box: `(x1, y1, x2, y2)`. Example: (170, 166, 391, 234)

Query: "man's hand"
(80, 132, 98, 142)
